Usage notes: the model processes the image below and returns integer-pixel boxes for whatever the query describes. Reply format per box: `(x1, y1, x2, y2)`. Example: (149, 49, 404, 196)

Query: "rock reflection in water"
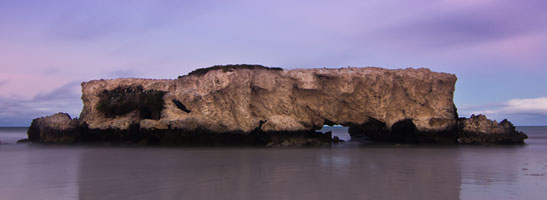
(76, 147, 460, 200)
(2, 127, 546, 199)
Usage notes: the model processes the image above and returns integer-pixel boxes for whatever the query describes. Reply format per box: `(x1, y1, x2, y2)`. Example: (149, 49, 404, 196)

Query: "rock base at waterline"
(27, 114, 332, 146)
(348, 115, 527, 144)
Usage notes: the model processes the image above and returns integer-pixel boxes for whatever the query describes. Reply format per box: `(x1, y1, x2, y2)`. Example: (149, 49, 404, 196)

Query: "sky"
(0, 0, 546, 126)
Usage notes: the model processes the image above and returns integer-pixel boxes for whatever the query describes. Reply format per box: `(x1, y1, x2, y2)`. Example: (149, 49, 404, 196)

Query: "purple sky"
(1, 0, 546, 126)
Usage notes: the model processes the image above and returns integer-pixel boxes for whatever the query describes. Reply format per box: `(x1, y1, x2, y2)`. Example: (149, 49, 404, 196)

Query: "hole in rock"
(390, 119, 419, 142)
(319, 124, 350, 141)
(172, 99, 191, 113)
(347, 118, 388, 141)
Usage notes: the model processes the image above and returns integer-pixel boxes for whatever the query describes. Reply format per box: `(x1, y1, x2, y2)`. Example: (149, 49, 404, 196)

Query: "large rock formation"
(27, 65, 527, 145)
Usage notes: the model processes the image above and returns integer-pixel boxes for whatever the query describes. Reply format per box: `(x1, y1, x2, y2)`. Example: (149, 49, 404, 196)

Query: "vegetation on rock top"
(183, 64, 283, 77)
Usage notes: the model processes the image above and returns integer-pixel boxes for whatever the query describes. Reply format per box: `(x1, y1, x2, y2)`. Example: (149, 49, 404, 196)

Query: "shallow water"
(1, 127, 546, 200)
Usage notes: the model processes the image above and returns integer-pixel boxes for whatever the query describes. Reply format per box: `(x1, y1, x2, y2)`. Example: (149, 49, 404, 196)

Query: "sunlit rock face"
(81, 66, 458, 133)
(27, 65, 527, 145)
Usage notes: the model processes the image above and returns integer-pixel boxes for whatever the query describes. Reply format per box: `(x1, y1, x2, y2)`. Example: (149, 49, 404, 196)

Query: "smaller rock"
(27, 112, 80, 144)
(458, 114, 527, 144)
(332, 136, 344, 143)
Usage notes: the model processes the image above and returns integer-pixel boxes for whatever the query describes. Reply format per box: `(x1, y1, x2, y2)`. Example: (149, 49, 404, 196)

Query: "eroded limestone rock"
(27, 65, 527, 145)
(27, 112, 80, 144)
(80, 66, 457, 134)
(348, 114, 527, 144)
(457, 115, 527, 144)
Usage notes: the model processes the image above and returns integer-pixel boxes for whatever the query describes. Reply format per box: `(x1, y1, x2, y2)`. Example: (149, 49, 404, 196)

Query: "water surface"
(1, 127, 546, 200)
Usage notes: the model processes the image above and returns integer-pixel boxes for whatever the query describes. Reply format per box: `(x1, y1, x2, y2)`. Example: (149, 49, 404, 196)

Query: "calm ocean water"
(0, 127, 546, 200)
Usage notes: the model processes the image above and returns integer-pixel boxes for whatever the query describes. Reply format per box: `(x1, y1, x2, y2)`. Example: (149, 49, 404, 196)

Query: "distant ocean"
(1, 127, 546, 200)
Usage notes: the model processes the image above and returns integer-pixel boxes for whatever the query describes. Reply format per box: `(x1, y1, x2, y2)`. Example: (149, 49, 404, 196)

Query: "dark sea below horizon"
(1, 127, 546, 200)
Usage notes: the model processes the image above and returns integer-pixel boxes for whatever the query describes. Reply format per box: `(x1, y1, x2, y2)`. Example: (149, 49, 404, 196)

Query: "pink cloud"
(0, 73, 68, 99)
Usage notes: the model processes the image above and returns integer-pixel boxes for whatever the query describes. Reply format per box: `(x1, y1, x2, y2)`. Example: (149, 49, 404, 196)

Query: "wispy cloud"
(504, 97, 547, 114)
(363, 0, 547, 52)
(0, 82, 82, 126)
(459, 97, 547, 125)
(33, 81, 81, 100)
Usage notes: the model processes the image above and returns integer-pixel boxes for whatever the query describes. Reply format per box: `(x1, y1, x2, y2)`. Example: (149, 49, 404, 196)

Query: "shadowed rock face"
(27, 65, 527, 145)
(457, 115, 527, 144)
(96, 86, 166, 120)
(27, 112, 80, 144)
(348, 115, 526, 144)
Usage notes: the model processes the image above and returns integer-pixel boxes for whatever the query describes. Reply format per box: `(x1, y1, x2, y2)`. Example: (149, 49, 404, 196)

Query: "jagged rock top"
(79, 65, 458, 133)
(459, 114, 518, 134)
(31, 112, 76, 131)
(27, 112, 79, 143)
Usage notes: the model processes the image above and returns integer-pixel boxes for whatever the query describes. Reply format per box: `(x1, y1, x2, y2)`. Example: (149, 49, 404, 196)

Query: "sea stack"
(27, 65, 527, 145)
